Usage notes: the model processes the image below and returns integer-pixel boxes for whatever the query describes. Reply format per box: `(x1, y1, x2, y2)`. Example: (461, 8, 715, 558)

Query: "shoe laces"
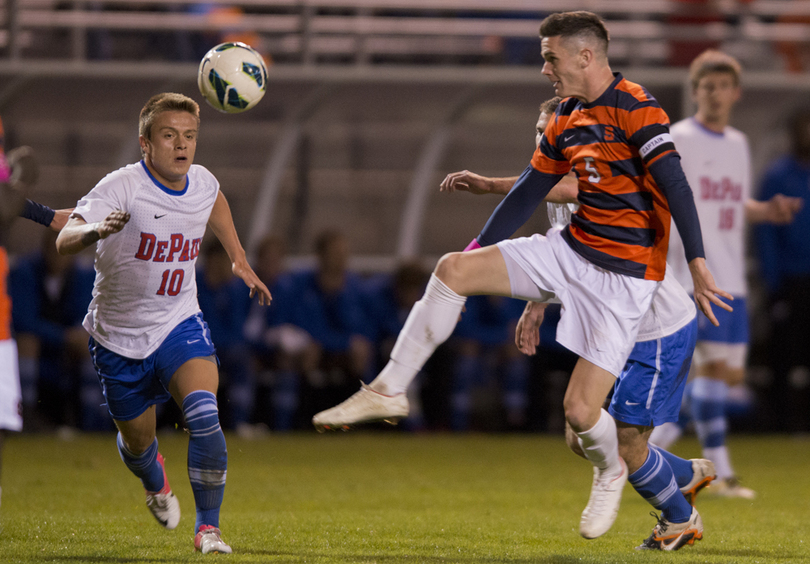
(649, 511, 669, 536)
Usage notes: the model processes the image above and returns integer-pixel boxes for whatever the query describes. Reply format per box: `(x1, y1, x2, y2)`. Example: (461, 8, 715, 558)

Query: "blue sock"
(183, 390, 227, 533)
(628, 447, 692, 524)
(649, 445, 694, 489)
(691, 377, 728, 449)
(117, 434, 164, 493)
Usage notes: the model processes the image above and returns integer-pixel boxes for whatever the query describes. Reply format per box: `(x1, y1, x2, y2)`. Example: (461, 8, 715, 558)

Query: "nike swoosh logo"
(625, 400, 640, 406)
(187, 339, 200, 344)
(155, 214, 167, 219)
(563, 135, 574, 142)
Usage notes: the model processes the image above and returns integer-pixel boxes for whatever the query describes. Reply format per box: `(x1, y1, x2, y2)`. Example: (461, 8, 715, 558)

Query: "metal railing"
(2, 1, 810, 69)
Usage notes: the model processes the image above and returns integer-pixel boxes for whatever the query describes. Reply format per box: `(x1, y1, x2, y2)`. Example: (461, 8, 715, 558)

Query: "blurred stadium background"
(2, 0, 810, 433)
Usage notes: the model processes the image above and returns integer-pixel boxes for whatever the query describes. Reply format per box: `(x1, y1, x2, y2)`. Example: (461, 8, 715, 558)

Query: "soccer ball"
(197, 42, 268, 114)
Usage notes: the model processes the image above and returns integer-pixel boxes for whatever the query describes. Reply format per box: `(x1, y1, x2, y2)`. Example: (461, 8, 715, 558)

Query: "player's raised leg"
(312, 246, 512, 431)
(169, 357, 232, 554)
(114, 406, 181, 530)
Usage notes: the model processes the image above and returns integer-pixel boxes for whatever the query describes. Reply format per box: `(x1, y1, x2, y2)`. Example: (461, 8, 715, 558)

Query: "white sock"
(703, 445, 734, 480)
(576, 409, 623, 476)
(649, 421, 683, 450)
(370, 274, 466, 396)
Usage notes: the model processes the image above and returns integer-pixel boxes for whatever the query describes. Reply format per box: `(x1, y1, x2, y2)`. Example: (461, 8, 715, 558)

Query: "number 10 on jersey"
(157, 269, 185, 296)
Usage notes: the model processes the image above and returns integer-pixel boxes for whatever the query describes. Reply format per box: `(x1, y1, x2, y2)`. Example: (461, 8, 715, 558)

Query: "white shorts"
(693, 341, 748, 370)
(497, 229, 660, 377)
(0, 339, 23, 432)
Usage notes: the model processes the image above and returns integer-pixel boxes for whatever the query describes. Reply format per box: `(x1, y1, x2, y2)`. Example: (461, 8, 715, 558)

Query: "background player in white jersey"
(651, 50, 802, 499)
(443, 98, 714, 551)
(55, 93, 271, 554)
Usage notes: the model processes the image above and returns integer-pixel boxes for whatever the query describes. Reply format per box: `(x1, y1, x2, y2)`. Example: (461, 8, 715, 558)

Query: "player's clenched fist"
(96, 209, 130, 239)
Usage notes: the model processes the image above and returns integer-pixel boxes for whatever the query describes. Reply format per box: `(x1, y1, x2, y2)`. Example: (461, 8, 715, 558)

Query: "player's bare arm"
(55, 210, 130, 255)
(689, 257, 733, 327)
(207, 190, 272, 306)
(441, 171, 578, 203)
(49, 208, 74, 232)
(515, 301, 548, 356)
(439, 170, 513, 195)
(744, 194, 803, 225)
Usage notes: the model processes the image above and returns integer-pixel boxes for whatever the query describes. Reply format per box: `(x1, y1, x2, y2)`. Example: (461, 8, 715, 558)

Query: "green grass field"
(2, 432, 808, 563)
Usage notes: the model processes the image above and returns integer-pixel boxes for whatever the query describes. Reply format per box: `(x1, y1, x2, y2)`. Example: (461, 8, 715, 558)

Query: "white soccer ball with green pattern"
(197, 42, 267, 113)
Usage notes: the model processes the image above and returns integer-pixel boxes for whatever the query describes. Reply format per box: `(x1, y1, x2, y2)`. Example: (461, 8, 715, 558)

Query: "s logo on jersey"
(134, 233, 201, 263)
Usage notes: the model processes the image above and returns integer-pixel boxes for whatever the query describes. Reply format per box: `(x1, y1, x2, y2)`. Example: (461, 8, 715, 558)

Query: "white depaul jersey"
(547, 203, 695, 341)
(668, 117, 750, 296)
(73, 161, 219, 359)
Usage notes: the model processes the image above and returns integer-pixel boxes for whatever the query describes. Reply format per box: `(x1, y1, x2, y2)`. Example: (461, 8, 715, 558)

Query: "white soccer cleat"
(709, 476, 756, 499)
(579, 458, 628, 539)
(312, 383, 409, 432)
(194, 525, 233, 554)
(680, 458, 716, 506)
(145, 453, 181, 530)
(636, 507, 704, 551)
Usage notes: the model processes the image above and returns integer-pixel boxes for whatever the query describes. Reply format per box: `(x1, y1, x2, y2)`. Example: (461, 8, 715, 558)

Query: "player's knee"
(725, 367, 745, 386)
(119, 431, 156, 455)
(563, 400, 596, 433)
(434, 252, 466, 290)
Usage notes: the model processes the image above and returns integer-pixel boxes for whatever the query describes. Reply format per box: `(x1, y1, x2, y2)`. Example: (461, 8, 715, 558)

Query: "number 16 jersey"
(72, 161, 219, 359)
(667, 117, 751, 297)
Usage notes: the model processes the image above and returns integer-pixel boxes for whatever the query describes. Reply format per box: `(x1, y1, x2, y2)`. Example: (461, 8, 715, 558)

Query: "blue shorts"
(696, 296, 748, 344)
(89, 313, 217, 421)
(609, 317, 697, 427)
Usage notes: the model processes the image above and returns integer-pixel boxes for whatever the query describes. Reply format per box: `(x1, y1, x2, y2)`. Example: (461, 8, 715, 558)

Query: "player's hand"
(49, 208, 74, 232)
(233, 259, 272, 306)
(515, 301, 548, 356)
(767, 194, 803, 224)
(96, 210, 130, 239)
(440, 170, 491, 195)
(689, 257, 733, 327)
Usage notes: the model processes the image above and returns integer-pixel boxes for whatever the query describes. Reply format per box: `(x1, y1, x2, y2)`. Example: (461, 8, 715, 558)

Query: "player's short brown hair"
(689, 50, 742, 90)
(139, 92, 200, 140)
(539, 11, 609, 55)
(539, 96, 563, 116)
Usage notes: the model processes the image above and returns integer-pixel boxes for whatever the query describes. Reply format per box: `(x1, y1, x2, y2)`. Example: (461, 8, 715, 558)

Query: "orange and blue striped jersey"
(0, 247, 10, 341)
(531, 73, 679, 281)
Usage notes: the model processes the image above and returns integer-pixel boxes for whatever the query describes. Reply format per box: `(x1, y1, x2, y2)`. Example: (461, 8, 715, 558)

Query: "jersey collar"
(140, 160, 189, 196)
(690, 117, 726, 138)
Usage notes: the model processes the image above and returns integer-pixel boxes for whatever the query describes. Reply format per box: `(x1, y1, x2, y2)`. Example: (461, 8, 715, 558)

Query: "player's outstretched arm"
(440, 170, 516, 195)
(745, 194, 804, 225)
(49, 208, 74, 232)
(689, 257, 733, 327)
(515, 301, 548, 356)
(55, 210, 130, 255)
(208, 191, 272, 306)
(441, 169, 578, 204)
